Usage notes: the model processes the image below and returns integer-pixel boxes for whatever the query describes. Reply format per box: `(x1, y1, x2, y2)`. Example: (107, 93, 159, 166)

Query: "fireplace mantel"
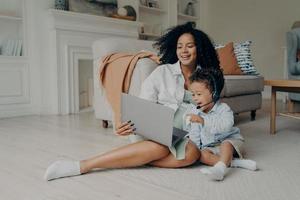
(47, 9, 141, 115)
(49, 9, 142, 37)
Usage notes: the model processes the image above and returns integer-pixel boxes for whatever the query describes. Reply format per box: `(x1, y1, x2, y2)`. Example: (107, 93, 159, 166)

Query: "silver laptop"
(121, 93, 188, 147)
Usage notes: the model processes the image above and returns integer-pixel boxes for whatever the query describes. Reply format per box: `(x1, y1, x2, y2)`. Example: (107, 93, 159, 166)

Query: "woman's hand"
(187, 114, 204, 124)
(115, 121, 136, 136)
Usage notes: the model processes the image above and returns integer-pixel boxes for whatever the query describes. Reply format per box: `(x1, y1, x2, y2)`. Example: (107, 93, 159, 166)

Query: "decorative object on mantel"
(111, 5, 136, 21)
(147, 0, 159, 8)
(184, 0, 197, 16)
(68, 0, 117, 17)
(55, 0, 68, 10)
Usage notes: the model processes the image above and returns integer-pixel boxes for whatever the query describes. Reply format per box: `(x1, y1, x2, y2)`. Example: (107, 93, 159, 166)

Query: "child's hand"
(187, 114, 204, 124)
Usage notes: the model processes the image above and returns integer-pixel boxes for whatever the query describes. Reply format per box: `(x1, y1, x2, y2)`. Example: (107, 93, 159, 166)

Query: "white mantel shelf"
(49, 9, 142, 37)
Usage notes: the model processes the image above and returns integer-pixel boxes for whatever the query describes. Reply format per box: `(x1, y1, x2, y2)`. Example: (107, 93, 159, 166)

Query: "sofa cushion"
(216, 42, 243, 75)
(221, 75, 264, 97)
(222, 93, 262, 113)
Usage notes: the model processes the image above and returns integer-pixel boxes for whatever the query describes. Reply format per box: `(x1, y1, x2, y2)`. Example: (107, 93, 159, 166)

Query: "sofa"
(286, 25, 300, 107)
(92, 37, 264, 128)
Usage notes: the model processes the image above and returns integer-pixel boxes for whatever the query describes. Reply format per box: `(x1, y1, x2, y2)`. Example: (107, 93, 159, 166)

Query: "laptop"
(121, 93, 188, 147)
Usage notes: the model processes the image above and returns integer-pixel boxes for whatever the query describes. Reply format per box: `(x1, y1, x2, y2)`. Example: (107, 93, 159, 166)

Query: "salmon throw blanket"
(99, 51, 160, 129)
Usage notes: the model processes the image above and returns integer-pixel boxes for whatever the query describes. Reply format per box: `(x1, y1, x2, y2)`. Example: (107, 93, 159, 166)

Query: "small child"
(184, 68, 257, 181)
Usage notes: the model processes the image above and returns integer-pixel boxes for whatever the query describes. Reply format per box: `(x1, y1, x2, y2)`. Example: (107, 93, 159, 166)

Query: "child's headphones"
(208, 74, 220, 103)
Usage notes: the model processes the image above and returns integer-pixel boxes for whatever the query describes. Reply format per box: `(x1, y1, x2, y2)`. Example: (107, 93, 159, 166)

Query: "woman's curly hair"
(153, 22, 220, 69)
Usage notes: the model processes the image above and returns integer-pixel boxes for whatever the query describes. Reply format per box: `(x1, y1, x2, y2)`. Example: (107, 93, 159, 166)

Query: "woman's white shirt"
(139, 61, 186, 111)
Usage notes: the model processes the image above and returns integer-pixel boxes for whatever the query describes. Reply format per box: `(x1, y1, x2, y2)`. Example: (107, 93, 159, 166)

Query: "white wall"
(29, 0, 55, 113)
(0, 0, 54, 118)
(204, 0, 300, 98)
(25, 0, 55, 114)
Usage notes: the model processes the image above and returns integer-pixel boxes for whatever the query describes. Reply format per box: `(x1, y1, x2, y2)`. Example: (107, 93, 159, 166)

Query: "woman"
(45, 22, 221, 181)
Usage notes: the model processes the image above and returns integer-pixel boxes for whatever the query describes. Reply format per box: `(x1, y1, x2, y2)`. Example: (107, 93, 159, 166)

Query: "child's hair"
(189, 68, 224, 102)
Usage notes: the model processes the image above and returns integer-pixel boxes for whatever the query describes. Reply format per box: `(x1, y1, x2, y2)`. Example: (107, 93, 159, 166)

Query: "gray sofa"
(92, 37, 264, 128)
(286, 27, 300, 103)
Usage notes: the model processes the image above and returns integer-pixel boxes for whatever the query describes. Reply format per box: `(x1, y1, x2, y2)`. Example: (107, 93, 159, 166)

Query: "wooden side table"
(264, 80, 300, 134)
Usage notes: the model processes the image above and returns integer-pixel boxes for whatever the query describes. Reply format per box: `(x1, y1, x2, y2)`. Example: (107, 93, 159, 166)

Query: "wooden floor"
(0, 101, 299, 200)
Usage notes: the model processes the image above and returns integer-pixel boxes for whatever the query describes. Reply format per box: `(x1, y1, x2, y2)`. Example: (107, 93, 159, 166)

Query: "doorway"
(78, 59, 93, 112)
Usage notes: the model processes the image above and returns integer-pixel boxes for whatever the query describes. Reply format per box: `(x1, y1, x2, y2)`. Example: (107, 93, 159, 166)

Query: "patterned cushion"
(234, 41, 259, 75)
(215, 41, 259, 75)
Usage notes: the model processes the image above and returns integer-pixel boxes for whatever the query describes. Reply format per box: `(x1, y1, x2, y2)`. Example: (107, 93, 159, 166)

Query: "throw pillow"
(234, 41, 259, 75)
(216, 42, 243, 75)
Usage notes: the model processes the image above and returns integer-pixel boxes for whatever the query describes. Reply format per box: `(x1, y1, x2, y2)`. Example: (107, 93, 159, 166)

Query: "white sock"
(201, 161, 229, 181)
(231, 159, 257, 171)
(44, 160, 81, 181)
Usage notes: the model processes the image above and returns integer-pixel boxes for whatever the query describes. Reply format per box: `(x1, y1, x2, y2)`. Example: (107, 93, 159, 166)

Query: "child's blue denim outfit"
(183, 101, 245, 158)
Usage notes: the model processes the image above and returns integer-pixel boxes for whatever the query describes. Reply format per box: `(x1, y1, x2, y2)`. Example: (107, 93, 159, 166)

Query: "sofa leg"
(102, 120, 108, 128)
(251, 110, 256, 121)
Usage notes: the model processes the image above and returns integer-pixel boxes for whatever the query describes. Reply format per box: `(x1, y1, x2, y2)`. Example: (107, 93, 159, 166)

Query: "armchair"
(286, 23, 300, 109)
